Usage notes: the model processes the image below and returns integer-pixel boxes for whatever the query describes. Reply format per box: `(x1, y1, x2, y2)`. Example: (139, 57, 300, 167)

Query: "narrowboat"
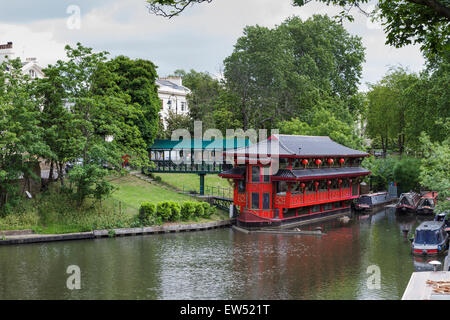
(353, 191, 394, 211)
(219, 134, 371, 229)
(396, 192, 421, 213)
(411, 221, 449, 256)
(416, 191, 438, 215)
(435, 211, 450, 235)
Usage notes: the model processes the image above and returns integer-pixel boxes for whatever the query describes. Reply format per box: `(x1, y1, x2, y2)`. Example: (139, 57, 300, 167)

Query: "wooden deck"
(402, 271, 450, 300)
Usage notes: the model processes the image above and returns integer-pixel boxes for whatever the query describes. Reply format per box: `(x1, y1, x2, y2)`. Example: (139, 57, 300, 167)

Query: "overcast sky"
(0, 0, 425, 91)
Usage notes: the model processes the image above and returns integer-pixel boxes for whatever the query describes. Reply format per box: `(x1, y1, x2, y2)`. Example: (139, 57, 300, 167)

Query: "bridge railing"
(150, 160, 228, 173)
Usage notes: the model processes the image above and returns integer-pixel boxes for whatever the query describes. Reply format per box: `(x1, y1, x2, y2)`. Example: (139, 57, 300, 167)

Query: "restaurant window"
(319, 180, 328, 192)
(251, 166, 260, 183)
(323, 203, 332, 211)
(331, 179, 339, 190)
(299, 206, 309, 215)
(311, 205, 321, 213)
(277, 181, 288, 195)
(262, 193, 270, 210)
(342, 179, 350, 188)
(291, 183, 302, 194)
(262, 166, 271, 183)
(279, 158, 289, 169)
(238, 180, 246, 194)
(306, 181, 315, 194)
(251, 192, 260, 209)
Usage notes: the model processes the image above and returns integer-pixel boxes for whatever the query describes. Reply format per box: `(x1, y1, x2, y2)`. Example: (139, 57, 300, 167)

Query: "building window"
(181, 102, 186, 112)
(251, 166, 260, 183)
(238, 180, 246, 194)
(29, 69, 36, 78)
(262, 166, 270, 182)
(167, 100, 172, 110)
(306, 181, 315, 194)
(311, 205, 321, 213)
(277, 181, 288, 195)
(262, 193, 270, 210)
(319, 180, 328, 192)
(251, 192, 260, 209)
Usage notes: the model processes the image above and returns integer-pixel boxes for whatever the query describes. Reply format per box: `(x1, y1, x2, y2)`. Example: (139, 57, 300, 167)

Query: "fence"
(181, 185, 233, 199)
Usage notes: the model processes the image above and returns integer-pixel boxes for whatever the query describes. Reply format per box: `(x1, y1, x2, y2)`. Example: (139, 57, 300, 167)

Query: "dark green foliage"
(156, 201, 181, 221)
(139, 202, 157, 225)
(393, 157, 421, 193)
(181, 201, 196, 220)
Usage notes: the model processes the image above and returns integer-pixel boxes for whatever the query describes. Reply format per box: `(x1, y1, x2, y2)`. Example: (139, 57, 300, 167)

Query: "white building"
(0, 42, 44, 79)
(156, 76, 191, 127)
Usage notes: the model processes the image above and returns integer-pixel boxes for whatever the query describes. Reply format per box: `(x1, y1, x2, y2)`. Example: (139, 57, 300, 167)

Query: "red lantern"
(339, 158, 345, 165)
(300, 183, 306, 189)
(302, 159, 309, 166)
(327, 158, 334, 165)
(315, 159, 322, 166)
(338, 179, 342, 185)
(314, 181, 319, 188)
(327, 180, 332, 185)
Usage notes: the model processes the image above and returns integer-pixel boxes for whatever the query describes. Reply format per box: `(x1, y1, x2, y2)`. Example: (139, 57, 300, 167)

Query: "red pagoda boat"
(219, 134, 371, 229)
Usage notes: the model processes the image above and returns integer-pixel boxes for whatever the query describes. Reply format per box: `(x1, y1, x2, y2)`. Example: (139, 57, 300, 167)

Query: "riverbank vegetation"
(0, 174, 227, 234)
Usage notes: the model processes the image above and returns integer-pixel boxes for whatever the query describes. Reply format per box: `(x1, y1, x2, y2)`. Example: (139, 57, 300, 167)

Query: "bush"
(157, 201, 172, 221)
(157, 201, 181, 222)
(194, 202, 204, 217)
(181, 202, 196, 220)
(139, 202, 156, 225)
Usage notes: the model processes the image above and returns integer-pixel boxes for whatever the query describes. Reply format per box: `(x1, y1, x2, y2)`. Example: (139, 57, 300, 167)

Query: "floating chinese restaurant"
(219, 135, 371, 229)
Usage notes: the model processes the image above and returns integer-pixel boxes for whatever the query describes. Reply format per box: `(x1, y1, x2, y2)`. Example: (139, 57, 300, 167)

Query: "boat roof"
(360, 192, 389, 197)
(416, 221, 444, 231)
(272, 167, 370, 181)
(228, 134, 369, 158)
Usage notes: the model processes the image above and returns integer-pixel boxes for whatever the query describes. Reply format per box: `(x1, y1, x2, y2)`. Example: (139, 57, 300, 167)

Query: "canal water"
(0, 207, 445, 300)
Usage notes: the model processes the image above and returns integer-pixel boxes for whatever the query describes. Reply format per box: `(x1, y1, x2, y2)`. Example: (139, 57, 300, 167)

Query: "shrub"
(169, 202, 181, 221)
(157, 201, 181, 222)
(200, 202, 214, 218)
(157, 201, 172, 221)
(139, 202, 156, 225)
(194, 202, 204, 218)
(181, 202, 196, 220)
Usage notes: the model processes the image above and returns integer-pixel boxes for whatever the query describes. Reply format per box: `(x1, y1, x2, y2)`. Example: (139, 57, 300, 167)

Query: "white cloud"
(0, 0, 426, 88)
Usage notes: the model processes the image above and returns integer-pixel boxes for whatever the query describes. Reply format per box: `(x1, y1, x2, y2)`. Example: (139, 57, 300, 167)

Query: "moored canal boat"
(435, 211, 450, 235)
(353, 191, 395, 212)
(396, 192, 421, 213)
(411, 221, 449, 256)
(219, 134, 371, 229)
(416, 191, 438, 215)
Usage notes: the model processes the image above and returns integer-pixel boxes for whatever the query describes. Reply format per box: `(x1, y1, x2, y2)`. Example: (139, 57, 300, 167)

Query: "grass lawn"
(153, 173, 233, 196)
(107, 174, 194, 210)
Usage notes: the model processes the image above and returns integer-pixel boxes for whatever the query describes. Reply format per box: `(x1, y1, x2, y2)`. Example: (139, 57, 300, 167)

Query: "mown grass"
(0, 174, 228, 235)
(152, 173, 233, 195)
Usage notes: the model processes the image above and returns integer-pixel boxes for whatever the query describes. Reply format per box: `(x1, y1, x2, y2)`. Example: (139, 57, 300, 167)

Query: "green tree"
(279, 109, 364, 149)
(0, 59, 50, 211)
(223, 15, 365, 130)
(105, 56, 161, 147)
(419, 130, 450, 212)
(47, 43, 149, 206)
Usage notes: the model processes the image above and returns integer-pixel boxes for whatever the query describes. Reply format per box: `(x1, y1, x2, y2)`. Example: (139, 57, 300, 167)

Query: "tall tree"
(223, 15, 365, 130)
(105, 56, 161, 147)
(0, 59, 50, 210)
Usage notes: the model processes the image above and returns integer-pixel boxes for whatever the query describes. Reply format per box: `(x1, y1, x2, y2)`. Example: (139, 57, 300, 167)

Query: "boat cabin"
(412, 221, 449, 256)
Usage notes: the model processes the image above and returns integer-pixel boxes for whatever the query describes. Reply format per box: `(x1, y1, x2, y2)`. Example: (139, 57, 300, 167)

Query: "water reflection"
(0, 207, 445, 300)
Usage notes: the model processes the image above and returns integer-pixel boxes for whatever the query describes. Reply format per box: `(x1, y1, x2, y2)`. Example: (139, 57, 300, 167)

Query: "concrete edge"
(0, 220, 233, 245)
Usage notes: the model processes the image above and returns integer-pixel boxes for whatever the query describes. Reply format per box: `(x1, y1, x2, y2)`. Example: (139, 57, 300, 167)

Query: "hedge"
(140, 200, 217, 224)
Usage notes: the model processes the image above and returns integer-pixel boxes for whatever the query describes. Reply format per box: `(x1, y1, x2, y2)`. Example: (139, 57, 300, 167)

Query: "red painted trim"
(271, 172, 371, 181)
(218, 174, 244, 179)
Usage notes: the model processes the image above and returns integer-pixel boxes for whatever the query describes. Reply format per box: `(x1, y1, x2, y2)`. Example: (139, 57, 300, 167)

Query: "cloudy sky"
(0, 0, 425, 90)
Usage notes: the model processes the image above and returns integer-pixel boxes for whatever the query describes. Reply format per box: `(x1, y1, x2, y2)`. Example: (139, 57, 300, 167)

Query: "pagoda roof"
(229, 134, 368, 158)
(272, 167, 371, 181)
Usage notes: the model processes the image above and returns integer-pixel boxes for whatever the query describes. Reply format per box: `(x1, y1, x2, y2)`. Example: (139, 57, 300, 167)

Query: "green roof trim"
(149, 138, 251, 150)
